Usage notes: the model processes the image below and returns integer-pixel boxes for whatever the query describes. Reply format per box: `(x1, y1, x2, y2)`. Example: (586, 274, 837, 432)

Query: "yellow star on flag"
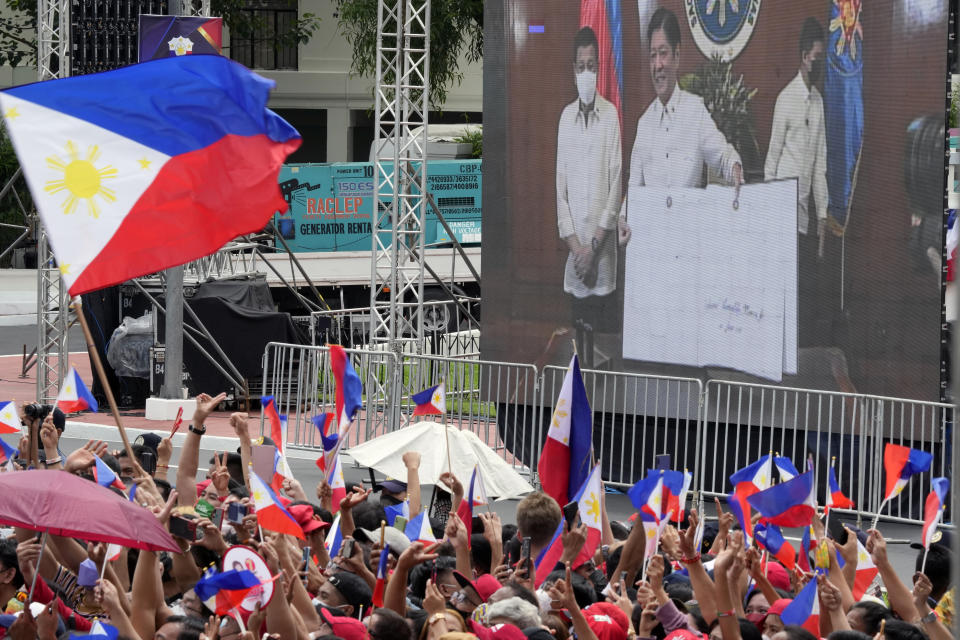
(646, 527, 656, 539)
(138, 157, 152, 169)
(4, 107, 19, 120)
(59, 264, 71, 275)
(586, 492, 601, 523)
(858, 550, 869, 563)
(65, 385, 73, 394)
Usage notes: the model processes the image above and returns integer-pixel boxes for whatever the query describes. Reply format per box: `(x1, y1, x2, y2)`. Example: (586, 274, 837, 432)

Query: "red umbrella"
(0, 470, 179, 552)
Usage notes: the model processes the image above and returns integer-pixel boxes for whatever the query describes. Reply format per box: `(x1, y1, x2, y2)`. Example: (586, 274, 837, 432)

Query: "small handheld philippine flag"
(93, 453, 126, 491)
(56, 366, 99, 413)
(0, 401, 19, 434)
(412, 382, 445, 416)
(882, 443, 932, 503)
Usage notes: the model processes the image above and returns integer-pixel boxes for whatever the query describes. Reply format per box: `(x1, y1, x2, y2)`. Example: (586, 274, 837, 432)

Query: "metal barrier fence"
(702, 380, 952, 526)
(260, 341, 952, 525)
(540, 366, 703, 490)
(308, 297, 482, 357)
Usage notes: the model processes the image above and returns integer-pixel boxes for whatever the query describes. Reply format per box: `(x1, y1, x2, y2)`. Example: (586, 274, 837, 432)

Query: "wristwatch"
(920, 611, 938, 624)
(188, 423, 206, 436)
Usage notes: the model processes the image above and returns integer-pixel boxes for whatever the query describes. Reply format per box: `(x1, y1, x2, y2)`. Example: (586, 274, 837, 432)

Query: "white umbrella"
(343, 421, 534, 499)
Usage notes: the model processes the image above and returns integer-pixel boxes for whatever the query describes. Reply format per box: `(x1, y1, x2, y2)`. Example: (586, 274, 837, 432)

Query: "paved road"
(0, 323, 86, 356)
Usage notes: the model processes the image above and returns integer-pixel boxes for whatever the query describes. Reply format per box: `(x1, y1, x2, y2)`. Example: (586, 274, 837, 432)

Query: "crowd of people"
(0, 394, 953, 640)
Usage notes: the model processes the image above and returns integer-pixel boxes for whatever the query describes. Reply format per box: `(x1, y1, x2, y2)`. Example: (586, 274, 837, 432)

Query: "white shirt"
(764, 71, 828, 235)
(556, 93, 622, 298)
(625, 85, 741, 191)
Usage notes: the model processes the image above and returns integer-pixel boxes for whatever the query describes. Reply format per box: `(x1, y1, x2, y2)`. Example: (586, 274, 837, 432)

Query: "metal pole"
(161, 265, 184, 399)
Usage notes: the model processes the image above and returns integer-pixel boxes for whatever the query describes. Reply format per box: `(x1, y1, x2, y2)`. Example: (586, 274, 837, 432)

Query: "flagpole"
(921, 545, 930, 575)
(27, 530, 48, 602)
(870, 499, 886, 532)
(72, 298, 139, 470)
(824, 457, 834, 536)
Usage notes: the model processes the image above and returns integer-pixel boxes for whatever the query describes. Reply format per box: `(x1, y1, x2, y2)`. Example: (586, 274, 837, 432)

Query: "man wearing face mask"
(556, 25, 623, 365)
(764, 17, 828, 347)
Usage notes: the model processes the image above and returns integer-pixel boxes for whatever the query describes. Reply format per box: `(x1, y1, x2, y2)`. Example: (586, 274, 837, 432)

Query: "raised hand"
(679, 509, 700, 559)
(210, 453, 231, 495)
(865, 529, 888, 566)
(229, 412, 250, 440)
(445, 513, 469, 551)
(402, 451, 421, 469)
(423, 579, 446, 616)
(396, 541, 439, 572)
(339, 486, 371, 512)
(438, 471, 463, 497)
(194, 392, 227, 424)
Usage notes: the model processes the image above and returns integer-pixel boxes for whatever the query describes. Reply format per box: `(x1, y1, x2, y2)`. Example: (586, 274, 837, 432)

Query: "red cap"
(196, 479, 211, 498)
(765, 562, 791, 591)
(767, 598, 793, 619)
(287, 504, 330, 534)
(583, 602, 630, 640)
(666, 631, 709, 640)
(453, 571, 501, 603)
(319, 607, 369, 640)
(469, 620, 527, 640)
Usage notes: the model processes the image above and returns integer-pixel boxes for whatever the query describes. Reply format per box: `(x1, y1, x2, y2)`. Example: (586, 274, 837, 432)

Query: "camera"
(23, 403, 51, 422)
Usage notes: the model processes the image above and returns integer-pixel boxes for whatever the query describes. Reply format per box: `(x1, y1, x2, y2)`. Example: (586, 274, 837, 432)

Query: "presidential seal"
(684, 0, 761, 60)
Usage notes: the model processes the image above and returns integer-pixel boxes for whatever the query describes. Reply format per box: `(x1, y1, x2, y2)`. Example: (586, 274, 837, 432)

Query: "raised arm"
(403, 451, 422, 518)
(177, 392, 226, 507)
(867, 529, 919, 622)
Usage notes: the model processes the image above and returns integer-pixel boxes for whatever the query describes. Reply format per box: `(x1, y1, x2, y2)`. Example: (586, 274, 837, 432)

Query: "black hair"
(849, 601, 892, 635)
(573, 26, 599, 62)
(828, 632, 875, 640)
(647, 7, 681, 51)
(544, 569, 596, 610)
(664, 580, 693, 603)
(175, 615, 206, 640)
(738, 617, 765, 640)
(501, 523, 518, 547)
(370, 607, 412, 640)
(154, 479, 173, 501)
(408, 556, 457, 601)
(610, 521, 630, 541)
(778, 625, 818, 640)
(0, 538, 24, 588)
(470, 534, 492, 575)
(407, 608, 429, 640)
(496, 582, 539, 610)
(799, 17, 825, 57)
(632, 602, 665, 639)
(100, 453, 122, 476)
(352, 501, 388, 532)
(883, 619, 930, 640)
(605, 546, 624, 581)
(916, 544, 951, 599)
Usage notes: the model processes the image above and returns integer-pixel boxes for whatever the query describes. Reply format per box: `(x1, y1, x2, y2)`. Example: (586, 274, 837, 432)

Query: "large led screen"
(482, 0, 948, 401)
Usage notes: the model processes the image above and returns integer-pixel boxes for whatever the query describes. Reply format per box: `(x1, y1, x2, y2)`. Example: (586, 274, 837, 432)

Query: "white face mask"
(536, 588, 553, 617)
(576, 70, 597, 106)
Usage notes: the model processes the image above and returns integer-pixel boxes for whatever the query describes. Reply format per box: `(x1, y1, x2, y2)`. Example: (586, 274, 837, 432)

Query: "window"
(229, 0, 298, 70)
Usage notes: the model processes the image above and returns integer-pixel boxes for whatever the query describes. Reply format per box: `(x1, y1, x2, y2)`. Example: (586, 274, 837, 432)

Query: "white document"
(623, 182, 798, 381)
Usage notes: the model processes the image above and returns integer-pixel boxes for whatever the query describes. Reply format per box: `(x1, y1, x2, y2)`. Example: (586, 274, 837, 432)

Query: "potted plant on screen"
(679, 53, 762, 184)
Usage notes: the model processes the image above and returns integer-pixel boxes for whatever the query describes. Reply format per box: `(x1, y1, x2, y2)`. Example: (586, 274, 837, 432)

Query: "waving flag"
(262, 396, 286, 452)
(728, 454, 773, 539)
(457, 465, 490, 543)
(404, 511, 437, 545)
(826, 465, 854, 512)
(882, 444, 932, 503)
(312, 412, 338, 452)
(747, 470, 817, 528)
(781, 576, 820, 636)
(56, 366, 99, 413)
(798, 524, 814, 572)
(412, 382, 446, 416)
(250, 471, 305, 539)
(77, 620, 120, 640)
(93, 454, 126, 491)
(329, 345, 363, 429)
(372, 544, 391, 607)
(661, 469, 692, 523)
(539, 354, 593, 506)
(271, 447, 295, 494)
(0, 56, 299, 296)
(754, 522, 796, 570)
(325, 513, 343, 557)
(535, 465, 603, 585)
(628, 471, 664, 523)
(0, 401, 19, 434)
(328, 453, 347, 513)
(922, 477, 950, 549)
(852, 538, 878, 599)
(774, 456, 800, 482)
(824, 0, 863, 230)
(384, 500, 410, 527)
(194, 568, 262, 615)
(579, 0, 623, 117)
(0, 438, 17, 470)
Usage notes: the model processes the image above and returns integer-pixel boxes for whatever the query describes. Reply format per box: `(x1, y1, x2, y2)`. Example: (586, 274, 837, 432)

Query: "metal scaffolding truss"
(369, 0, 431, 352)
(36, 0, 71, 403)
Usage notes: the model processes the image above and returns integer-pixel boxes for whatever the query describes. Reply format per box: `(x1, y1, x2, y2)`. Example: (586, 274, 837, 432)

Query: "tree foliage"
(0, 0, 321, 68)
(335, 0, 482, 110)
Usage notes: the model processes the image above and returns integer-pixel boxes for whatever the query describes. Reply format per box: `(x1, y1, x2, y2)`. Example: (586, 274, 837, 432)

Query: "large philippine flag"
(0, 55, 300, 296)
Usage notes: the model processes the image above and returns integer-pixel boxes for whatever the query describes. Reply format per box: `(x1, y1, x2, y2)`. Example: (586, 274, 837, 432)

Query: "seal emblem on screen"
(684, 0, 761, 60)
